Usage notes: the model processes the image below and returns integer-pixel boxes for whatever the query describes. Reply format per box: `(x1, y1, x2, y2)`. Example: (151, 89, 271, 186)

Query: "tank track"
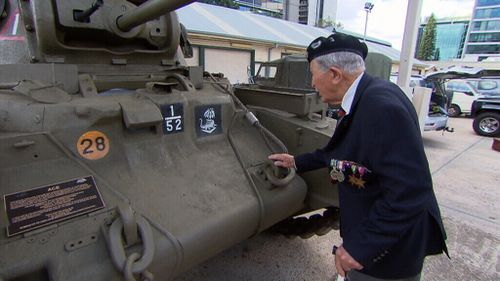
(269, 207, 340, 239)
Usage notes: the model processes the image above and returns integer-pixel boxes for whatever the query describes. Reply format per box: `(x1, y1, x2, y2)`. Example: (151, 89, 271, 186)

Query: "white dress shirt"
(341, 72, 364, 115)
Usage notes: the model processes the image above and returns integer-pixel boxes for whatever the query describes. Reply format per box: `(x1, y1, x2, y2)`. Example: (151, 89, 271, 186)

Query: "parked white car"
(391, 67, 485, 132)
(445, 80, 478, 117)
(467, 78, 500, 96)
(445, 78, 500, 117)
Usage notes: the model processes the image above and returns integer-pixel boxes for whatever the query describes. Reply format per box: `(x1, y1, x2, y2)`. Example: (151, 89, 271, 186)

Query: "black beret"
(307, 32, 368, 62)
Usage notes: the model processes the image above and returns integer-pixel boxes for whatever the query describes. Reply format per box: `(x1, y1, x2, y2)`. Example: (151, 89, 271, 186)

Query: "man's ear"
(329, 66, 343, 84)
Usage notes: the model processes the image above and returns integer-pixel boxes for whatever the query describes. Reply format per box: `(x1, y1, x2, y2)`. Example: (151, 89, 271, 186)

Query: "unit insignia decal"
(195, 104, 222, 137)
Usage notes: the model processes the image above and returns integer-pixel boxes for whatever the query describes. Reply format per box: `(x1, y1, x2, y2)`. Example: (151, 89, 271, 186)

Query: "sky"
(336, 0, 475, 50)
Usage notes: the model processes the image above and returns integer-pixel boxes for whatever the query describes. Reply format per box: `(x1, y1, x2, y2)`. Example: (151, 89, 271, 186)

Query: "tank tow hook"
(263, 160, 296, 187)
(107, 205, 155, 281)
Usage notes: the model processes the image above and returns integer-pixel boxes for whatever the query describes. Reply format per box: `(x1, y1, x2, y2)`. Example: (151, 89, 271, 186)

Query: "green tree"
(417, 13, 437, 61)
(317, 17, 344, 29)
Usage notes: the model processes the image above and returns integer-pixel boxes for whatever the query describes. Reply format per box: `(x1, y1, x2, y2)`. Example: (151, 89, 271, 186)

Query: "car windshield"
(478, 80, 497, 90)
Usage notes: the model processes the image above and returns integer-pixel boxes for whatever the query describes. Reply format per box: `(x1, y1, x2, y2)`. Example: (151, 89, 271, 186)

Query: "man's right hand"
(335, 245, 363, 277)
(268, 153, 296, 169)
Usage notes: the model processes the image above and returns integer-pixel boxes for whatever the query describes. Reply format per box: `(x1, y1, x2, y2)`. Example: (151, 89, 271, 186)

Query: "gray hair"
(314, 51, 366, 76)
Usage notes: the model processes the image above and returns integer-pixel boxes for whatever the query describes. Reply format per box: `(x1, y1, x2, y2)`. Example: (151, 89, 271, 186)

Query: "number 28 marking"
(77, 131, 110, 160)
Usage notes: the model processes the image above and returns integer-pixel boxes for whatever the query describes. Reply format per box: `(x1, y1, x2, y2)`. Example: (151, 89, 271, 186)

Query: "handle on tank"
(117, 0, 196, 31)
(264, 160, 296, 187)
(74, 0, 103, 22)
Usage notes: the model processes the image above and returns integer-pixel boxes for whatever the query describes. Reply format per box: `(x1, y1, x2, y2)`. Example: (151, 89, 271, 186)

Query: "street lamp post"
(363, 2, 374, 42)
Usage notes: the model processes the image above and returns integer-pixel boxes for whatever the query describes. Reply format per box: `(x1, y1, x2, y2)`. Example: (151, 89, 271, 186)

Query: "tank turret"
(18, 0, 194, 65)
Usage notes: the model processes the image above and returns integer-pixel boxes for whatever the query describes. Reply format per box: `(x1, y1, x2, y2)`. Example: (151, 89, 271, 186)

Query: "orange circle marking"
(76, 131, 110, 160)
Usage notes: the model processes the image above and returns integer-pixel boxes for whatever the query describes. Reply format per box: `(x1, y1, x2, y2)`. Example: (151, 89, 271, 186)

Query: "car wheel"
(447, 104, 461, 117)
(473, 112, 500, 137)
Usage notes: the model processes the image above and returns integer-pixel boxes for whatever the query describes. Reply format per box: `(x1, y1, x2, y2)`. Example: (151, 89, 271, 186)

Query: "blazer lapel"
(327, 73, 374, 148)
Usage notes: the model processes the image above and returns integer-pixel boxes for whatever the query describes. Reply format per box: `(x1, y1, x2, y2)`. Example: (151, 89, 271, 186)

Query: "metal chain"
(124, 253, 141, 281)
(107, 207, 155, 281)
(124, 252, 155, 281)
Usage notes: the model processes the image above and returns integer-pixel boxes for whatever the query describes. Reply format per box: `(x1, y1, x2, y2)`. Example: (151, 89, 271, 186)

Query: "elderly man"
(269, 33, 448, 281)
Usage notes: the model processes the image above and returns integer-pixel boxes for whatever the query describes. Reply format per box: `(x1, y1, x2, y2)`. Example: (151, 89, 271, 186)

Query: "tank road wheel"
(268, 207, 340, 239)
(473, 112, 500, 137)
(447, 104, 461, 117)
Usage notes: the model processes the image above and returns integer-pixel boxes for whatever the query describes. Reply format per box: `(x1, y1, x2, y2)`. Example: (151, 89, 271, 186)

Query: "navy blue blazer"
(295, 73, 448, 279)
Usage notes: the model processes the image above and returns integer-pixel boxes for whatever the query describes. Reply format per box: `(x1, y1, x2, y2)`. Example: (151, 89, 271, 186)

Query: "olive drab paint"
(0, 0, 394, 279)
(0, 1, 308, 280)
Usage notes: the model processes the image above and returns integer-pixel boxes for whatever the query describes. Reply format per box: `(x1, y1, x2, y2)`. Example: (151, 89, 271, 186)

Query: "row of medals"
(329, 159, 370, 183)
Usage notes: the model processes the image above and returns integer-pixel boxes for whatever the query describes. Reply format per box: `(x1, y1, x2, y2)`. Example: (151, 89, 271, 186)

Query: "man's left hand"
(334, 245, 363, 277)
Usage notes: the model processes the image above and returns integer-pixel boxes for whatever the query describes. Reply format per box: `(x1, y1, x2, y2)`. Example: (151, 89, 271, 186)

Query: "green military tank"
(0, 0, 342, 280)
(232, 53, 392, 239)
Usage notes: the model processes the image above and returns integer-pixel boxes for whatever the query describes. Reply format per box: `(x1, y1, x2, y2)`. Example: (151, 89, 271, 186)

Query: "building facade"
(415, 17, 469, 61)
(463, 0, 500, 61)
(296, 0, 337, 26)
(212, 0, 336, 27)
(235, 0, 284, 18)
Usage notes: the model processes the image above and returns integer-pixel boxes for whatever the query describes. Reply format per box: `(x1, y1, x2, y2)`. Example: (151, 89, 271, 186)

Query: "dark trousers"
(346, 270, 421, 281)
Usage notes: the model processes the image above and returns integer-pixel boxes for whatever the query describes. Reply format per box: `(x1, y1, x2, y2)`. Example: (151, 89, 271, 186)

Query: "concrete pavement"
(176, 117, 500, 281)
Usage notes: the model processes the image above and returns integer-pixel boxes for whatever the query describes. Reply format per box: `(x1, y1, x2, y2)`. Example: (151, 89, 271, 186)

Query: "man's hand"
(335, 245, 363, 277)
(268, 153, 295, 169)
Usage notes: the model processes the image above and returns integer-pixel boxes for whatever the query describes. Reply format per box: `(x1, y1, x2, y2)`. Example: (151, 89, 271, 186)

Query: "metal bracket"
(78, 74, 98, 97)
(65, 233, 99, 251)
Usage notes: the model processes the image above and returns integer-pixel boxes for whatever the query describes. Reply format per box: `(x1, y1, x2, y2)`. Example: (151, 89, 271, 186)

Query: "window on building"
(434, 22, 468, 60)
(472, 20, 500, 31)
(469, 32, 500, 42)
(466, 44, 500, 54)
(474, 7, 500, 19)
(477, 0, 500, 7)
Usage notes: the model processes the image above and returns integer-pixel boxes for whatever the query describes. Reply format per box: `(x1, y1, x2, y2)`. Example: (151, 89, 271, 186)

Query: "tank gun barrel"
(117, 0, 195, 31)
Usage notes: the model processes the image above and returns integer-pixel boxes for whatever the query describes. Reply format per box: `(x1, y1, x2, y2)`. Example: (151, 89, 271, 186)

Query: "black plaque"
(4, 176, 105, 237)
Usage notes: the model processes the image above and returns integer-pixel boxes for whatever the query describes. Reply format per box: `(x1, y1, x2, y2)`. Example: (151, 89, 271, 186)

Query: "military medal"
(329, 167, 340, 182)
(329, 159, 345, 182)
(348, 174, 366, 189)
(331, 168, 345, 182)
